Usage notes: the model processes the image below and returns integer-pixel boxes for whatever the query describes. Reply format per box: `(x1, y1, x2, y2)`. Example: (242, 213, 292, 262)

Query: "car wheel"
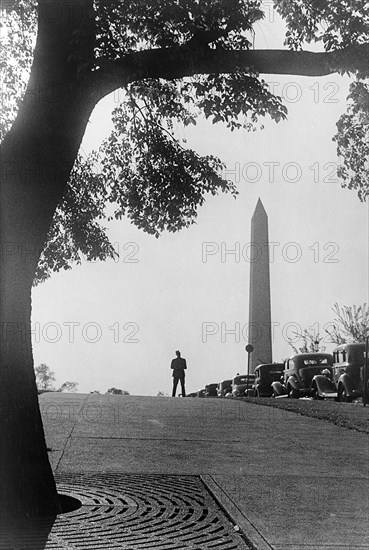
(287, 385, 299, 399)
(338, 385, 352, 403)
(312, 385, 322, 400)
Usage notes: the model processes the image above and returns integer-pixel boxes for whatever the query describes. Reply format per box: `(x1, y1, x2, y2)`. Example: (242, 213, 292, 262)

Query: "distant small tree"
(287, 330, 323, 354)
(35, 364, 78, 393)
(90, 390, 101, 394)
(106, 388, 129, 395)
(34, 364, 56, 392)
(58, 381, 79, 393)
(325, 303, 369, 344)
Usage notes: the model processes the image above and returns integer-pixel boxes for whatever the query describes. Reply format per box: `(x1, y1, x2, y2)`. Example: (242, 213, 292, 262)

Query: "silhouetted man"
(171, 350, 187, 397)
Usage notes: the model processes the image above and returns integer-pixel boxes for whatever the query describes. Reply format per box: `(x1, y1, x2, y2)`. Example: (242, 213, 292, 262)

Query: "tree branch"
(90, 43, 369, 102)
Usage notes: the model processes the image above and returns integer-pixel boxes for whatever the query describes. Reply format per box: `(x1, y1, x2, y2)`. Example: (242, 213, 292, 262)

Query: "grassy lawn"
(238, 396, 369, 434)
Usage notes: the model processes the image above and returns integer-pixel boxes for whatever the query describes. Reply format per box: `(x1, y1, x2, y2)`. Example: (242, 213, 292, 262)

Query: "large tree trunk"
(0, 257, 61, 523)
(0, 105, 89, 526)
(0, 0, 97, 523)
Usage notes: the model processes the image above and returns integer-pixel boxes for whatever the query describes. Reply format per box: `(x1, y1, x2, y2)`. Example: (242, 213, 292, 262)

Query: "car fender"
(312, 375, 337, 398)
(271, 381, 287, 396)
(338, 373, 356, 396)
(254, 384, 270, 398)
(286, 376, 299, 390)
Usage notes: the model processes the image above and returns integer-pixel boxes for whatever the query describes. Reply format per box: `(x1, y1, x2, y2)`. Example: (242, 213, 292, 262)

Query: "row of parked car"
(187, 373, 257, 399)
(187, 342, 368, 402)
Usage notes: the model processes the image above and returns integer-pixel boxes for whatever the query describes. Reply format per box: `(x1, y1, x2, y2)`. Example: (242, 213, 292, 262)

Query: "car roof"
(255, 363, 284, 371)
(289, 352, 333, 360)
(233, 374, 255, 381)
(333, 342, 366, 351)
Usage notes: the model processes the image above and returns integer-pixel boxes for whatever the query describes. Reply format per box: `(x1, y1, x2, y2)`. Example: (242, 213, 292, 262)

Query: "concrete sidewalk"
(40, 393, 369, 549)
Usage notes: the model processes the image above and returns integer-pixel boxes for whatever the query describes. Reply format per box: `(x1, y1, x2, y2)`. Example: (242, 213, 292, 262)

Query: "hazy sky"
(31, 7, 368, 396)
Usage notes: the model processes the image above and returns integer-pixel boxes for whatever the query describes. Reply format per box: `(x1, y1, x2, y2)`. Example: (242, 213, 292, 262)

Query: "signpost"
(245, 344, 254, 375)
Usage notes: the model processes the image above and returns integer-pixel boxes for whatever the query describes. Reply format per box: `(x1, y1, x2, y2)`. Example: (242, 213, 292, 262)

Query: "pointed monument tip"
(256, 198, 264, 208)
(252, 198, 267, 217)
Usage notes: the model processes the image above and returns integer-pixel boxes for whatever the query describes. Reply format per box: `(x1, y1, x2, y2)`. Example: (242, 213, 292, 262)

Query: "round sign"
(245, 344, 254, 353)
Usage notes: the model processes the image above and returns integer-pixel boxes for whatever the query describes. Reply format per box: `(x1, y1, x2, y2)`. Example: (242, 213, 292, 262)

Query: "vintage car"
(217, 379, 232, 398)
(186, 392, 198, 397)
(332, 342, 368, 402)
(253, 363, 284, 397)
(271, 353, 335, 399)
(197, 389, 205, 398)
(205, 383, 218, 397)
(231, 374, 256, 397)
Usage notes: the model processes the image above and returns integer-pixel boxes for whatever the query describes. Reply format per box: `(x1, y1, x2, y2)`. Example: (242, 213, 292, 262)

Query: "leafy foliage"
(193, 72, 287, 129)
(0, 0, 36, 140)
(333, 81, 369, 202)
(94, 0, 263, 60)
(325, 303, 369, 344)
(273, 0, 369, 200)
(274, 0, 369, 52)
(35, 67, 288, 282)
(34, 155, 117, 284)
(99, 92, 233, 236)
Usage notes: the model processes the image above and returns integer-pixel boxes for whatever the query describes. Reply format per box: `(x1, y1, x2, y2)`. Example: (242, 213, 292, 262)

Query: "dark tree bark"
(93, 42, 369, 98)
(1, 0, 365, 523)
(0, 0, 97, 522)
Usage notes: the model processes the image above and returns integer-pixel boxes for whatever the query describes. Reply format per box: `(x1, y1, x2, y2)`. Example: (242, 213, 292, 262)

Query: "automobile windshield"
(234, 376, 255, 384)
(303, 358, 331, 366)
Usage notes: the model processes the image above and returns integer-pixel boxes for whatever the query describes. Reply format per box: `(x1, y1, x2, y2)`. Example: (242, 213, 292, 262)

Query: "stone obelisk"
(248, 199, 272, 372)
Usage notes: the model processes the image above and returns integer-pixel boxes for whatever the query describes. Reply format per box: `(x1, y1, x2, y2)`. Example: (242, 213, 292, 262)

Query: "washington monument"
(248, 199, 272, 372)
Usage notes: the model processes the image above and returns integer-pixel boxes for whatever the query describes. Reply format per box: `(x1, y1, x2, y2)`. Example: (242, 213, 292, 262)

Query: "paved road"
(41, 393, 369, 549)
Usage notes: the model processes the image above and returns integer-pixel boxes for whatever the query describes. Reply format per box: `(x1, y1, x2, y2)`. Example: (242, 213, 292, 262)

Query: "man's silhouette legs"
(172, 376, 186, 397)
